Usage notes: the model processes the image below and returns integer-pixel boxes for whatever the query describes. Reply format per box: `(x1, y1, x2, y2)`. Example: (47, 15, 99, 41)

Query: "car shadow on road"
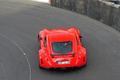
(40, 66, 87, 73)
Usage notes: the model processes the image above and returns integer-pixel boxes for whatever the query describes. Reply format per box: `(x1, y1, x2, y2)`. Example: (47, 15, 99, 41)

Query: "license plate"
(57, 61, 70, 64)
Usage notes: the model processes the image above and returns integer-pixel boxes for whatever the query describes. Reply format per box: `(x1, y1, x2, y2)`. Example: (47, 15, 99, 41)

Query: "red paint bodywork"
(38, 27, 86, 69)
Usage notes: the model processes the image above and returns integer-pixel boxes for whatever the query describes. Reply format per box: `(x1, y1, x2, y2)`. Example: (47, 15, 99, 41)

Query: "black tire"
(38, 34, 41, 49)
(80, 39, 82, 43)
(38, 34, 39, 42)
(39, 62, 42, 69)
(83, 62, 87, 67)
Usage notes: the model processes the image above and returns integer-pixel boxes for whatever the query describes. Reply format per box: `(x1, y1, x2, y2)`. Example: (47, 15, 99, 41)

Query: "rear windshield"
(52, 41, 72, 53)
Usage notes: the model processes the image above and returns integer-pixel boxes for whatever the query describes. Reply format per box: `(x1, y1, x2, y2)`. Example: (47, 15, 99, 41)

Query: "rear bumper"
(39, 55, 86, 69)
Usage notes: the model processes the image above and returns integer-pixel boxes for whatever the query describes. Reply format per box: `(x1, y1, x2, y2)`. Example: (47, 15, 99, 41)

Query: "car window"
(52, 41, 72, 53)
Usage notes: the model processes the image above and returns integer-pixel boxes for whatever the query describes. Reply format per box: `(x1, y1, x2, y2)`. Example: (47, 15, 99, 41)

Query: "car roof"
(47, 29, 75, 42)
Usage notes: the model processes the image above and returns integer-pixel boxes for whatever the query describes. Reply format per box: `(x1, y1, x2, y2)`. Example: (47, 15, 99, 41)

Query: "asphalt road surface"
(0, 0, 120, 80)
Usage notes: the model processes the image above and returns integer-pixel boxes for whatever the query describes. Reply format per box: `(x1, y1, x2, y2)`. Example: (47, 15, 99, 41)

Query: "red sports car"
(38, 27, 86, 69)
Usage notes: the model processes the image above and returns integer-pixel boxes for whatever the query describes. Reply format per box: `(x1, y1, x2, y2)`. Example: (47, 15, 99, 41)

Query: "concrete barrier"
(51, 0, 120, 32)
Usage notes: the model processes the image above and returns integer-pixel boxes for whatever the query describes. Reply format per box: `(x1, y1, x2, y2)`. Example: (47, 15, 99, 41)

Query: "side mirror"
(38, 37, 42, 40)
(79, 35, 83, 38)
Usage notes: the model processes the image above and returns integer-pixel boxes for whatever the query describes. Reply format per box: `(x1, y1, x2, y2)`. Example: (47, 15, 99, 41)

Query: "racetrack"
(0, 0, 120, 80)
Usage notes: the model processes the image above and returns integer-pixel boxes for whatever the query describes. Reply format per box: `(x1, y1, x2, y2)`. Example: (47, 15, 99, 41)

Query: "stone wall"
(51, 0, 120, 31)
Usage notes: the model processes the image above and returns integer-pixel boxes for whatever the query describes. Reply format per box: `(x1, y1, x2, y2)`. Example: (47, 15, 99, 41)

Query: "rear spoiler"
(50, 53, 76, 56)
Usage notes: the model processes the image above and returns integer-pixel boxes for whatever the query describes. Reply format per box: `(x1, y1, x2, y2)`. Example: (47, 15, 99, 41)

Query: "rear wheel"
(38, 34, 41, 49)
(38, 34, 39, 41)
(80, 39, 82, 43)
(39, 62, 42, 69)
(84, 63, 87, 67)
(83, 61, 87, 67)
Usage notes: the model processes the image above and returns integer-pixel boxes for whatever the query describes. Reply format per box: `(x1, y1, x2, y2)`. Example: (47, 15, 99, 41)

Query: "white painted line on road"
(23, 53, 26, 55)
(0, 34, 32, 80)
